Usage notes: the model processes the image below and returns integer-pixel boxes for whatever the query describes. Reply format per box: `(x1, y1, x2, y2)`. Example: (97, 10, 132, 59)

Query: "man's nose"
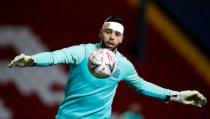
(110, 33, 115, 39)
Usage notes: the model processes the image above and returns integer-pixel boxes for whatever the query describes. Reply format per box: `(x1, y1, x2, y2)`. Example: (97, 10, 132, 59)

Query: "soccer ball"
(88, 48, 118, 78)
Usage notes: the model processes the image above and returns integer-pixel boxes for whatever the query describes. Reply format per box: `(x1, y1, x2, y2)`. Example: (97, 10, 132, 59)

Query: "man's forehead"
(102, 22, 124, 34)
(103, 22, 113, 29)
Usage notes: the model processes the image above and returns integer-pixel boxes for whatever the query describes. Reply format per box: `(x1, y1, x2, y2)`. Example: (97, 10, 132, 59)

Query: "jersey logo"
(112, 68, 120, 78)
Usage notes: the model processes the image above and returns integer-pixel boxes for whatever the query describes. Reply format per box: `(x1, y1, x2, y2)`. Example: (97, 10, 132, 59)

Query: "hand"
(8, 54, 35, 68)
(170, 90, 207, 107)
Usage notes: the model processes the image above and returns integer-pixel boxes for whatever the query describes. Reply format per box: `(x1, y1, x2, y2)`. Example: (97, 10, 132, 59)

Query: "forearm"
(32, 52, 55, 67)
(125, 76, 172, 101)
(33, 45, 85, 66)
(133, 79, 172, 101)
(141, 81, 172, 101)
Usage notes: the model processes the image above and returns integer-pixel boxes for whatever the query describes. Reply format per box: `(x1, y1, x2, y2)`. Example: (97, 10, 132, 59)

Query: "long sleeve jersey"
(33, 43, 172, 119)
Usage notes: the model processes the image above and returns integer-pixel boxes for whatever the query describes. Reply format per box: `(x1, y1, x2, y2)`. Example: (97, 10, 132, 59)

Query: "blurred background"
(0, 0, 209, 119)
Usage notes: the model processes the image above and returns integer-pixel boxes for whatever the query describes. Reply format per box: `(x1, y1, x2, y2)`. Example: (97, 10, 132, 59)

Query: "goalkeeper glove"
(8, 54, 35, 68)
(170, 90, 207, 107)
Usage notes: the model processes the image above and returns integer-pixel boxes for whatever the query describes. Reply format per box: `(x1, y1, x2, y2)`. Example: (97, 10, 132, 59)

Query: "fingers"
(8, 54, 25, 68)
(181, 90, 207, 107)
(195, 91, 207, 106)
(182, 99, 203, 107)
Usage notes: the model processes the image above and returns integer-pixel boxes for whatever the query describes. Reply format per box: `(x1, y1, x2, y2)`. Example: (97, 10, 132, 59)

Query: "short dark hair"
(104, 16, 124, 26)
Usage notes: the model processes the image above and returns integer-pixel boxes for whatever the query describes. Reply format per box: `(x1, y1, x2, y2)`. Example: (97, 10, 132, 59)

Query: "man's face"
(99, 23, 124, 51)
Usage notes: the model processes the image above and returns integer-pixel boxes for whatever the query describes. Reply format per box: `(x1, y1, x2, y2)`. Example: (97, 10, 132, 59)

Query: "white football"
(88, 48, 118, 78)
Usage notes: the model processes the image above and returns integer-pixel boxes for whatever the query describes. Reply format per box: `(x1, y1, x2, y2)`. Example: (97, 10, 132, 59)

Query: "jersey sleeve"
(123, 62, 172, 101)
(32, 44, 85, 67)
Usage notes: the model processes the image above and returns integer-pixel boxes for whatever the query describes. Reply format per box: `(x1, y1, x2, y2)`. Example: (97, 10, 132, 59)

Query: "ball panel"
(88, 48, 118, 78)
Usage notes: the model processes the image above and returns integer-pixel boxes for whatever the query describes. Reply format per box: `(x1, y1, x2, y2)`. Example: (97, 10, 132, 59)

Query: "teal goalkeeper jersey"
(33, 43, 172, 119)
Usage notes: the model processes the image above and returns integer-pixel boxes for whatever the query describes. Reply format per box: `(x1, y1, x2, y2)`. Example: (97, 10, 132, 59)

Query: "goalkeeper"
(8, 16, 207, 119)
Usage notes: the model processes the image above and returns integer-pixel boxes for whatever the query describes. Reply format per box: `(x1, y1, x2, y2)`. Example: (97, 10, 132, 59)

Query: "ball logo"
(112, 68, 120, 78)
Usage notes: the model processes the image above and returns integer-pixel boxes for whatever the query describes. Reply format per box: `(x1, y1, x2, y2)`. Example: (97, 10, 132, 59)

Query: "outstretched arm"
(8, 44, 86, 68)
(125, 75, 207, 107)
(8, 52, 58, 67)
(123, 61, 207, 107)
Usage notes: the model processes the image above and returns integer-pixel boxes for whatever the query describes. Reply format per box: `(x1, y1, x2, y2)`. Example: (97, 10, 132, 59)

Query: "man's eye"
(104, 29, 112, 34)
(105, 30, 111, 34)
(115, 32, 122, 36)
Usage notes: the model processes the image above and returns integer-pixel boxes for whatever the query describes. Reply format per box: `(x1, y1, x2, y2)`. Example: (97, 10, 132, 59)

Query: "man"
(8, 16, 207, 119)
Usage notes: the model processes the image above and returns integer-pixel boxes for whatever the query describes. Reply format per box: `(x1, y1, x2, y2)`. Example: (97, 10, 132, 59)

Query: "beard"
(100, 39, 117, 51)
